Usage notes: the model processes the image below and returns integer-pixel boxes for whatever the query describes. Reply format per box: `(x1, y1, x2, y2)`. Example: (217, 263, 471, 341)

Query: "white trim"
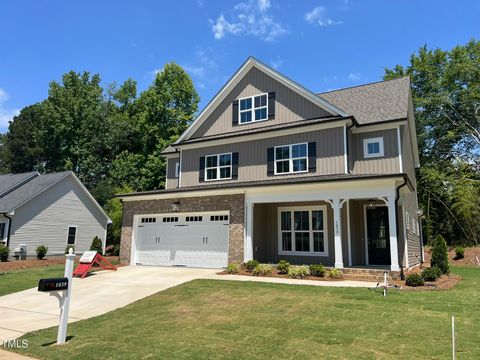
(245, 202, 254, 262)
(351, 120, 408, 134)
(274, 142, 308, 175)
(346, 200, 352, 267)
(175, 162, 180, 178)
(0, 219, 8, 244)
(363, 204, 388, 266)
(363, 137, 384, 158)
(176, 57, 346, 142)
(343, 123, 348, 174)
(397, 126, 403, 173)
(205, 152, 233, 181)
(238, 93, 268, 124)
(277, 205, 328, 257)
(65, 225, 77, 246)
(402, 206, 409, 268)
(178, 149, 182, 187)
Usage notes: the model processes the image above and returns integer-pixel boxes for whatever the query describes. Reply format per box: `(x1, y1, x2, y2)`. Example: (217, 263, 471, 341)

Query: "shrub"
(406, 273, 424, 287)
(421, 267, 441, 281)
(454, 246, 465, 260)
(65, 245, 75, 254)
(309, 264, 326, 277)
(431, 235, 449, 274)
(253, 263, 273, 276)
(277, 260, 290, 274)
(288, 265, 310, 279)
(36, 245, 48, 260)
(328, 268, 343, 279)
(0, 245, 9, 262)
(90, 236, 103, 254)
(106, 244, 120, 256)
(244, 259, 259, 272)
(226, 263, 239, 274)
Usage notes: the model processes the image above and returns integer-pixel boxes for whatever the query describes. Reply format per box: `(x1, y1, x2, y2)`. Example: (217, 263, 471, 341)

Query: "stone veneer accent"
(119, 194, 245, 265)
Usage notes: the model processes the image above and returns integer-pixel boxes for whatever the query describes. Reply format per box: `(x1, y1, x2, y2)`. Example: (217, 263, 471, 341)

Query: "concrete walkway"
(205, 273, 378, 288)
(0, 266, 217, 341)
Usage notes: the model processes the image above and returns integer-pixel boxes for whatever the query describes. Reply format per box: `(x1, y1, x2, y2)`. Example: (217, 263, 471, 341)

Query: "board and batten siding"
(166, 156, 179, 189)
(9, 175, 108, 256)
(181, 127, 345, 187)
(350, 129, 400, 174)
(191, 67, 334, 139)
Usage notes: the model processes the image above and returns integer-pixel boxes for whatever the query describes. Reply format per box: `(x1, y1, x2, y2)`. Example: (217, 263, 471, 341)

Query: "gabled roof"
(174, 57, 348, 144)
(0, 171, 111, 222)
(318, 77, 410, 125)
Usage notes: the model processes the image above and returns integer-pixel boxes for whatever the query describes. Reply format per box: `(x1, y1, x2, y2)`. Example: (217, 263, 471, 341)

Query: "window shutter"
(268, 92, 275, 119)
(232, 100, 239, 126)
(267, 147, 275, 176)
(231, 152, 239, 180)
(308, 142, 317, 173)
(199, 156, 206, 182)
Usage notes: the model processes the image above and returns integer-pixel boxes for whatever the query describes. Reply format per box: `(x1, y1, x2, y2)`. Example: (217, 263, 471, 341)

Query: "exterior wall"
(181, 127, 345, 187)
(166, 156, 179, 189)
(192, 67, 333, 139)
(9, 175, 108, 256)
(401, 124, 416, 183)
(350, 129, 400, 174)
(119, 194, 245, 265)
(402, 189, 421, 267)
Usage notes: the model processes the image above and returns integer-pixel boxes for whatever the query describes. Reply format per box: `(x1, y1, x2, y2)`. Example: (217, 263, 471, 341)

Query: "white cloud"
(182, 48, 218, 80)
(348, 72, 362, 81)
(0, 88, 20, 130)
(305, 6, 343, 27)
(211, 0, 288, 42)
(270, 56, 284, 70)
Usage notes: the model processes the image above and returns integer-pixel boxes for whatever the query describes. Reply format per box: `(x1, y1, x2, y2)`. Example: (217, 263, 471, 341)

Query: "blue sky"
(0, 0, 478, 132)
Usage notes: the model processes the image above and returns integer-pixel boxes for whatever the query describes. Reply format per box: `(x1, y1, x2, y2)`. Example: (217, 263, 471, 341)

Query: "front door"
(366, 207, 391, 265)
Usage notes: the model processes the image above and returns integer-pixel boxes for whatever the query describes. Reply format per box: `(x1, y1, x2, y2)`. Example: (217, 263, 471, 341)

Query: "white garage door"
(135, 212, 229, 268)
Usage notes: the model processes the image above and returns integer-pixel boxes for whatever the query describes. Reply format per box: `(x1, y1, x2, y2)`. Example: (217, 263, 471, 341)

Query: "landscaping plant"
(421, 267, 441, 282)
(244, 259, 259, 272)
(35, 245, 48, 260)
(454, 246, 465, 259)
(276, 260, 290, 274)
(431, 235, 450, 274)
(0, 244, 9, 262)
(309, 264, 326, 277)
(328, 268, 342, 279)
(226, 263, 239, 274)
(65, 245, 75, 254)
(406, 273, 425, 287)
(252, 263, 273, 276)
(287, 265, 310, 279)
(90, 236, 103, 254)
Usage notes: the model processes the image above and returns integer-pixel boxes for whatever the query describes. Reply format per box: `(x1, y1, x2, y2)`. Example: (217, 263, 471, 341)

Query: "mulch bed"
(424, 246, 480, 267)
(218, 267, 345, 282)
(0, 256, 121, 272)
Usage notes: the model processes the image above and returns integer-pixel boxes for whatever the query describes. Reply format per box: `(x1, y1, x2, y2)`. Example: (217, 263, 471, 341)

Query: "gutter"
(395, 177, 408, 279)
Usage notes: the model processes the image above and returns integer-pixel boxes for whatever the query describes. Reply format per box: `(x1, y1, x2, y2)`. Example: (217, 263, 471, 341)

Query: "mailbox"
(38, 277, 69, 292)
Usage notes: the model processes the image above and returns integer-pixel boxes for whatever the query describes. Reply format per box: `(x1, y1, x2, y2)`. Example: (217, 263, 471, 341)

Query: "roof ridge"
(317, 76, 410, 96)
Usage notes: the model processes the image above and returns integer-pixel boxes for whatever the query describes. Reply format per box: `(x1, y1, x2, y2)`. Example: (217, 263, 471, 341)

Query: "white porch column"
(330, 199, 344, 269)
(387, 196, 400, 271)
(244, 202, 254, 262)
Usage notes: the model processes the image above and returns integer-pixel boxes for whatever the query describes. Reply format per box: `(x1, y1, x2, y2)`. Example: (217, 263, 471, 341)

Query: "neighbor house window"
(363, 137, 384, 158)
(275, 143, 308, 174)
(205, 153, 232, 181)
(278, 206, 327, 256)
(0, 223, 5, 242)
(239, 93, 268, 124)
(67, 226, 77, 245)
(175, 162, 180, 178)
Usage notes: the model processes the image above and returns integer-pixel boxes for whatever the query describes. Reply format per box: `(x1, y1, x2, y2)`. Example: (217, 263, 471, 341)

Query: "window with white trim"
(66, 226, 77, 245)
(0, 223, 5, 242)
(175, 162, 180, 178)
(275, 143, 308, 174)
(205, 153, 232, 181)
(363, 137, 384, 158)
(239, 93, 268, 124)
(278, 207, 327, 256)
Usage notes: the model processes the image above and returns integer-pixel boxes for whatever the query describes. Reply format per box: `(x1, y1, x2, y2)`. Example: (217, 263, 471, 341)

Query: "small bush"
(90, 236, 103, 254)
(36, 245, 48, 260)
(65, 245, 75, 254)
(421, 267, 441, 282)
(253, 263, 273, 276)
(277, 260, 290, 274)
(309, 264, 326, 277)
(454, 246, 465, 260)
(288, 265, 310, 279)
(244, 259, 259, 272)
(106, 244, 120, 256)
(0, 245, 9, 262)
(226, 263, 239, 274)
(431, 235, 449, 274)
(406, 273, 424, 287)
(328, 268, 343, 279)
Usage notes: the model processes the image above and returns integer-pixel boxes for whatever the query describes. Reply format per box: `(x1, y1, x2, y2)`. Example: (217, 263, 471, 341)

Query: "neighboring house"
(0, 171, 111, 256)
(118, 57, 422, 275)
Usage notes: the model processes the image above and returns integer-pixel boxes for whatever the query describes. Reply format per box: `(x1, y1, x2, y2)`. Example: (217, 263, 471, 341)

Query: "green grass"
(0, 265, 65, 296)
(10, 267, 480, 359)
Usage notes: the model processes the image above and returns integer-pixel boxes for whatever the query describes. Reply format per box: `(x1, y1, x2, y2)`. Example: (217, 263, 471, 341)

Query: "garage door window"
(66, 226, 77, 245)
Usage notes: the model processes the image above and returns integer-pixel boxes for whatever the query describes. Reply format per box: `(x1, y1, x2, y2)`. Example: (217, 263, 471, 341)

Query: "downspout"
(395, 176, 408, 280)
(345, 120, 355, 174)
(3, 212, 12, 248)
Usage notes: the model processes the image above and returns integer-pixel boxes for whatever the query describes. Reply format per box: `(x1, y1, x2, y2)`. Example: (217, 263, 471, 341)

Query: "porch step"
(339, 268, 400, 282)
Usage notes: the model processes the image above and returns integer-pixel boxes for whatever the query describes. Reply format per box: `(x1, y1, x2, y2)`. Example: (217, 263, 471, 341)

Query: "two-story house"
(118, 57, 422, 276)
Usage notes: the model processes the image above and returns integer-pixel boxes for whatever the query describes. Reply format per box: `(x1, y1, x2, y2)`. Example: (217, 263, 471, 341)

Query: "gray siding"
(402, 189, 421, 267)
(181, 127, 345, 187)
(166, 157, 179, 190)
(401, 124, 416, 183)
(350, 129, 400, 174)
(192, 67, 333, 138)
(9, 175, 108, 256)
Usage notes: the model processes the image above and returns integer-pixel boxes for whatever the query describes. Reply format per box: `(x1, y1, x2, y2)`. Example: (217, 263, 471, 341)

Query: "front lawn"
(0, 265, 65, 296)
(9, 266, 480, 359)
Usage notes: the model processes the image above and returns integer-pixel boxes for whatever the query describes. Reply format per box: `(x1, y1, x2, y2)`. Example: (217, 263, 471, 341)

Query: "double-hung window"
(239, 93, 268, 124)
(363, 137, 384, 158)
(278, 206, 327, 256)
(275, 143, 308, 174)
(66, 226, 77, 245)
(205, 153, 232, 181)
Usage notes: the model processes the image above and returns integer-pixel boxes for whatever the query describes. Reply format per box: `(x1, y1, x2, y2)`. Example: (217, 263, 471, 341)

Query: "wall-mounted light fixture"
(366, 199, 377, 209)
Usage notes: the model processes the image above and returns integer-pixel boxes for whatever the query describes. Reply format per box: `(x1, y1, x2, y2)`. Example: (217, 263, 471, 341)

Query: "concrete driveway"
(0, 266, 217, 341)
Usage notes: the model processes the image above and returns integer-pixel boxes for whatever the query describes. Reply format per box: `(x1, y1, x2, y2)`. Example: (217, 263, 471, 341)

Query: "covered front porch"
(243, 177, 409, 272)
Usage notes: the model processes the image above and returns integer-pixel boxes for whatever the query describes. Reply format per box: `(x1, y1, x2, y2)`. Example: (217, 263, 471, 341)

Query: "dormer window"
(239, 93, 268, 124)
(363, 137, 384, 158)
